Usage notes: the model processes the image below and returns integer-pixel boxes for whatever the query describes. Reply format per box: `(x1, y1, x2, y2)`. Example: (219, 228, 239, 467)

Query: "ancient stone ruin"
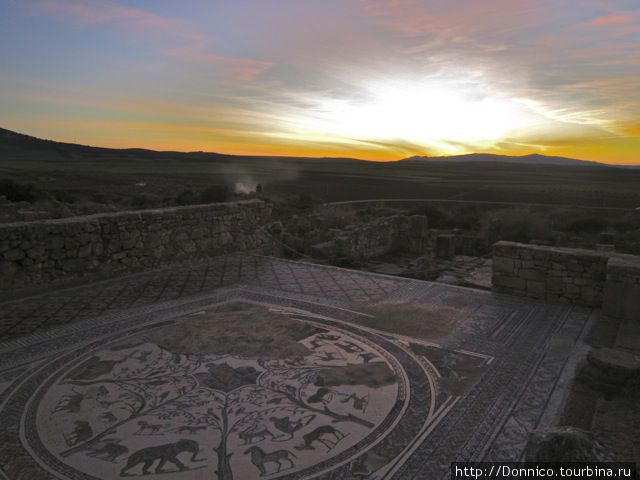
(1, 200, 639, 478)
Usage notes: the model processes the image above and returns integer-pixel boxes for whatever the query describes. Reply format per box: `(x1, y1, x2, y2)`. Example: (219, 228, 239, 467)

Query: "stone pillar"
(407, 215, 429, 253)
(436, 235, 455, 260)
(461, 235, 478, 256)
(603, 256, 640, 323)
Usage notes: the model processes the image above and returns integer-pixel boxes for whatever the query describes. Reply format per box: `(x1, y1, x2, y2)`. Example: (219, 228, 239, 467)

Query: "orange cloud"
(618, 123, 640, 137)
(589, 14, 633, 27)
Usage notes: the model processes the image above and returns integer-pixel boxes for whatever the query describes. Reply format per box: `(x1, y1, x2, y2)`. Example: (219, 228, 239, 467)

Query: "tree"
(52, 335, 381, 479)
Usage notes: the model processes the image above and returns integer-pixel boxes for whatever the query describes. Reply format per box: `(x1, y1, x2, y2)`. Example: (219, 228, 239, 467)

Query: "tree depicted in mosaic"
(51, 331, 386, 479)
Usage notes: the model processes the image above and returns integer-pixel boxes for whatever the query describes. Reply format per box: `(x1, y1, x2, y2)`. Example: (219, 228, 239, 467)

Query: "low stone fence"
(492, 241, 640, 317)
(0, 199, 274, 295)
(492, 242, 608, 307)
(311, 215, 429, 261)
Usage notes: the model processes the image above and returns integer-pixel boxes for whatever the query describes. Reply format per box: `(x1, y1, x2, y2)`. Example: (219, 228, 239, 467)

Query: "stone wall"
(492, 241, 608, 307)
(0, 199, 274, 295)
(603, 255, 640, 322)
(312, 215, 429, 261)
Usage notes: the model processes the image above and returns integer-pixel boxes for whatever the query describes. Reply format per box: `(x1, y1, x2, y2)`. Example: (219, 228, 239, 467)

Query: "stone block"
(436, 235, 455, 260)
(547, 277, 563, 292)
(92, 243, 104, 256)
(492, 256, 514, 273)
(527, 280, 546, 297)
(78, 244, 93, 258)
(520, 269, 546, 281)
(493, 275, 526, 291)
(311, 241, 338, 259)
(3, 248, 24, 261)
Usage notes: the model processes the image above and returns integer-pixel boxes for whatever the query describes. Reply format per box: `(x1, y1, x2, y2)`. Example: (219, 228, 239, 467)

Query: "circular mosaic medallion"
(12, 302, 433, 479)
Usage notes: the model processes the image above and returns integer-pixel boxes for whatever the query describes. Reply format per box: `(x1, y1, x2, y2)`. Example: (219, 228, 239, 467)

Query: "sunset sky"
(1, 1, 639, 164)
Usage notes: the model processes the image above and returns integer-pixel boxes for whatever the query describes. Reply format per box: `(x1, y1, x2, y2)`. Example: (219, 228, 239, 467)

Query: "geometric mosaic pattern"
(0, 254, 593, 479)
(0, 255, 410, 341)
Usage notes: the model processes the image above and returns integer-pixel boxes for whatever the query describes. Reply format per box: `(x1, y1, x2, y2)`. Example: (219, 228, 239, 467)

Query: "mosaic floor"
(0, 255, 593, 479)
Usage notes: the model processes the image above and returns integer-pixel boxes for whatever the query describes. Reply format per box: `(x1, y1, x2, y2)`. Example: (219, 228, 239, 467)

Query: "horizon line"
(2, 125, 639, 167)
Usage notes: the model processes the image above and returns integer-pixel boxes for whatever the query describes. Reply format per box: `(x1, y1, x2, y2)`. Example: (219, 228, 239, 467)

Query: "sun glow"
(292, 78, 538, 154)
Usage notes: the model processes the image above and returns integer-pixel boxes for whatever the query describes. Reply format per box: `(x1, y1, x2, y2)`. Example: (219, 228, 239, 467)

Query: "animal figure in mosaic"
(309, 333, 342, 349)
(99, 412, 118, 425)
(336, 342, 365, 354)
(239, 425, 280, 445)
(341, 393, 369, 413)
(53, 386, 109, 414)
(69, 350, 145, 381)
(307, 387, 334, 404)
(317, 333, 341, 342)
(120, 439, 201, 476)
(63, 420, 93, 446)
(174, 425, 207, 435)
(270, 414, 315, 441)
(135, 420, 165, 435)
(294, 425, 346, 451)
(68, 356, 121, 380)
(244, 446, 297, 476)
(87, 439, 129, 463)
(266, 396, 285, 405)
(315, 351, 343, 362)
(130, 350, 153, 362)
(359, 352, 377, 363)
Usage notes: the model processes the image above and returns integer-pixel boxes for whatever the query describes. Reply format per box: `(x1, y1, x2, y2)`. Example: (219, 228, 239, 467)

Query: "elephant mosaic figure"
(120, 439, 201, 476)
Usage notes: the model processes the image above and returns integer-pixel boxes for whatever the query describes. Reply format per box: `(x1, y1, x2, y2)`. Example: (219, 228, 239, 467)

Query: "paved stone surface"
(0, 254, 592, 479)
(0, 255, 407, 341)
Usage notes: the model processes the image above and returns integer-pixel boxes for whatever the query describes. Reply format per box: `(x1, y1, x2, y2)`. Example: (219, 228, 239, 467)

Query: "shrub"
(410, 205, 454, 228)
(0, 178, 38, 202)
(175, 190, 198, 206)
(450, 206, 481, 230)
(53, 190, 84, 204)
(316, 207, 358, 230)
(480, 207, 554, 244)
(612, 213, 640, 233)
(564, 217, 608, 234)
(199, 185, 230, 203)
(297, 192, 315, 209)
(131, 193, 162, 209)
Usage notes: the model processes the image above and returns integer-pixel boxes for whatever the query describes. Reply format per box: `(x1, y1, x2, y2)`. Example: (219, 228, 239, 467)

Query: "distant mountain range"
(1, 126, 636, 168)
(402, 153, 611, 167)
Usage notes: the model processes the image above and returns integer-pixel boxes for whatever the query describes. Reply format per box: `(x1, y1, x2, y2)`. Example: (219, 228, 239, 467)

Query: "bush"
(0, 178, 38, 202)
(563, 217, 608, 234)
(410, 205, 454, 228)
(199, 185, 230, 203)
(175, 190, 198, 206)
(481, 208, 554, 244)
(315, 207, 357, 230)
(53, 190, 84, 204)
(297, 192, 316, 209)
(450, 206, 481, 230)
(612, 213, 640, 233)
(131, 193, 162, 209)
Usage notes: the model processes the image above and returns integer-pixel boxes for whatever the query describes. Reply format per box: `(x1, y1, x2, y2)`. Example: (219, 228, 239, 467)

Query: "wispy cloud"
(30, 0, 186, 34)
(27, 0, 271, 80)
(3, 0, 640, 163)
(164, 44, 272, 81)
(359, 0, 545, 42)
